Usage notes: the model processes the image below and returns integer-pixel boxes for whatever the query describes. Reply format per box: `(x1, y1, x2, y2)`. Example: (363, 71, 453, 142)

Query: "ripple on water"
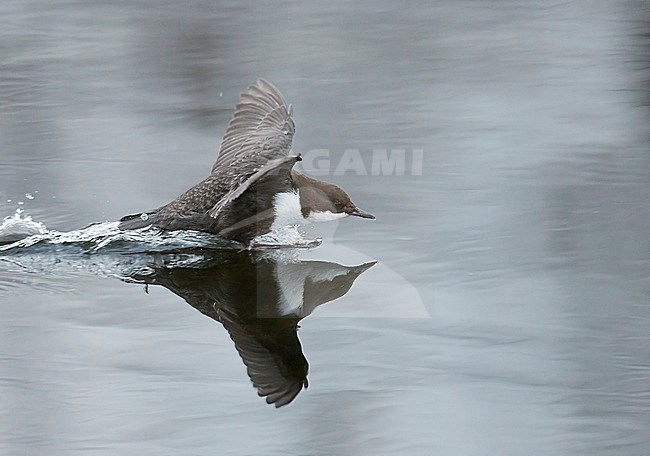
(0, 265, 78, 296)
(0, 210, 327, 298)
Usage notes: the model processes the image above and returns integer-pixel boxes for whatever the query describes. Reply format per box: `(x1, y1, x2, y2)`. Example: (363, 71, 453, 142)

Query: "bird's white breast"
(270, 191, 304, 231)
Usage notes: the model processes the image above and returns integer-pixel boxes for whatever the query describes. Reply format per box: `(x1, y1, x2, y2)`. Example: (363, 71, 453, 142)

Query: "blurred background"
(1, 1, 650, 455)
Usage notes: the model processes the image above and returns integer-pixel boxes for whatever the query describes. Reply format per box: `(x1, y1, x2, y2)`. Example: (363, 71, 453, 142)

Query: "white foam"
(0, 210, 48, 244)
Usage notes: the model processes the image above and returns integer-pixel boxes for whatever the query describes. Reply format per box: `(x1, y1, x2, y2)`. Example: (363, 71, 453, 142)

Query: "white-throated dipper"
(119, 79, 374, 245)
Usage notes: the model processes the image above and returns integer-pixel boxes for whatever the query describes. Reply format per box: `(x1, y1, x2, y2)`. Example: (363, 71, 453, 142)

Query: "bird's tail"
(118, 208, 161, 230)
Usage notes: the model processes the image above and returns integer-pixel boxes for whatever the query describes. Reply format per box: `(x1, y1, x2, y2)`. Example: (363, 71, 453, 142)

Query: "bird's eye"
(334, 200, 344, 210)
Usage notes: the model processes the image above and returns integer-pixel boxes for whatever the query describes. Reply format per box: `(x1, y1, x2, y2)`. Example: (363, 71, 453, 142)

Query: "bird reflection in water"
(127, 250, 375, 407)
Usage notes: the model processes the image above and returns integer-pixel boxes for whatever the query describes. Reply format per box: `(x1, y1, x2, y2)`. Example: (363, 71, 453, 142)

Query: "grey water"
(1, 1, 650, 455)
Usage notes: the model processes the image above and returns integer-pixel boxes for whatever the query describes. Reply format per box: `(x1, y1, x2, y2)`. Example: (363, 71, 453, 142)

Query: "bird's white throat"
(271, 191, 347, 231)
(305, 209, 348, 223)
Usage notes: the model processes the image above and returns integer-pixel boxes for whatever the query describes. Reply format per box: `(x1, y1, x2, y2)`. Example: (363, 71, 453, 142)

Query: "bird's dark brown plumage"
(119, 79, 298, 242)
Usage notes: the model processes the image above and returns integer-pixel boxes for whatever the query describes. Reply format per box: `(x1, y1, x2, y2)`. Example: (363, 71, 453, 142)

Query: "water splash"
(0, 209, 239, 254)
(0, 209, 48, 243)
(0, 212, 320, 255)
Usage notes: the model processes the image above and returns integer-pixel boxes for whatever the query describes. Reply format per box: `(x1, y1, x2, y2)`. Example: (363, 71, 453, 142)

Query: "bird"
(118, 79, 374, 246)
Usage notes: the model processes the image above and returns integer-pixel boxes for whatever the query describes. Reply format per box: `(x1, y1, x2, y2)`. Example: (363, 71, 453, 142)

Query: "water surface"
(1, 1, 650, 455)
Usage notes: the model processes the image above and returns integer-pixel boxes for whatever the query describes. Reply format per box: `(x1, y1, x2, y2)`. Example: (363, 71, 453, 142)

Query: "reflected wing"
(212, 79, 295, 173)
(218, 308, 308, 408)
(209, 155, 300, 242)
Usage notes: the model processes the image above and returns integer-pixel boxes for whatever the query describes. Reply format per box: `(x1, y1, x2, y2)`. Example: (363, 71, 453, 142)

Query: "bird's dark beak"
(350, 208, 375, 220)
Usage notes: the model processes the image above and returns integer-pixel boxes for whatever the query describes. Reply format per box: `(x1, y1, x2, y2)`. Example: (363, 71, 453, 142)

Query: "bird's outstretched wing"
(209, 155, 300, 243)
(212, 79, 295, 173)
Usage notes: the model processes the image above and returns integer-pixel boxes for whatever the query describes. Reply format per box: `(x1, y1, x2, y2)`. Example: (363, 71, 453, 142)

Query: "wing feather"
(212, 79, 295, 173)
(208, 155, 300, 243)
